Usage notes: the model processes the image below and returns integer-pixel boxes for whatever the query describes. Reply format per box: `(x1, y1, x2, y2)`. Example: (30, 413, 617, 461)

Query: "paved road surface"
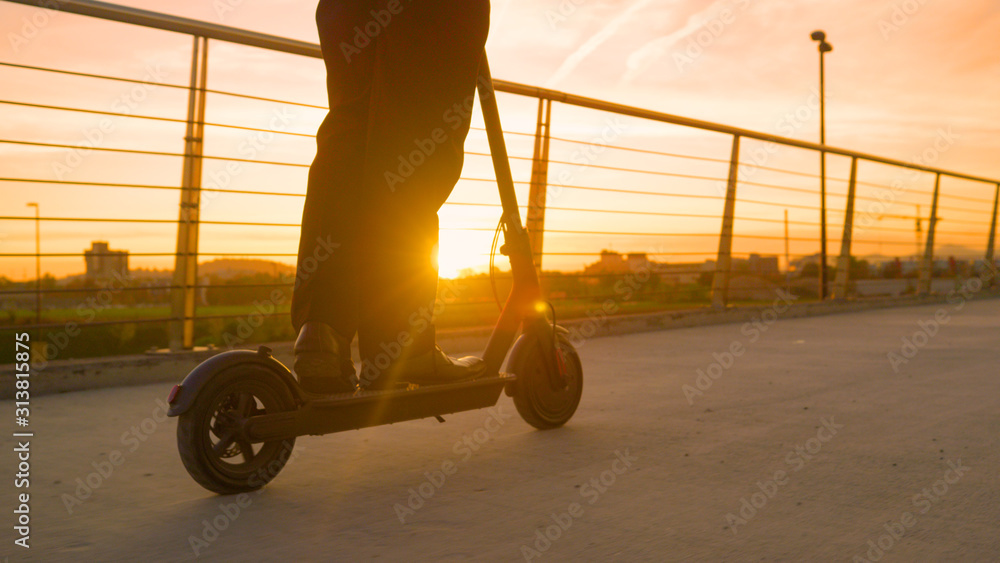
(2, 299, 998, 561)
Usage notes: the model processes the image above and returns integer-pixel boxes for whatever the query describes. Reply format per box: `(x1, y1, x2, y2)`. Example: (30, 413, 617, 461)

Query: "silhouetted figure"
(291, 0, 491, 394)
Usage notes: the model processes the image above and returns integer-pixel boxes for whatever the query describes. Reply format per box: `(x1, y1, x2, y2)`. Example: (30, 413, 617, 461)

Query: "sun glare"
(436, 229, 492, 279)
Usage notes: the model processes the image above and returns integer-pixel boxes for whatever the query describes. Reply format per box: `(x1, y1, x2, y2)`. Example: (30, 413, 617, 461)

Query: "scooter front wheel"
(176, 365, 297, 494)
(509, 332, 583, 429)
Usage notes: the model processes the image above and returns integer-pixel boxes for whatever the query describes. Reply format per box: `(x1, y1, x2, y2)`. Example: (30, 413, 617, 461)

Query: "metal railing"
(2, 0, 998, 359)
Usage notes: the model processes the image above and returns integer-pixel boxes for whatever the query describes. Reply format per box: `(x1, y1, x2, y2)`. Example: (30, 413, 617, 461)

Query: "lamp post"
(811, 30, 832, 300)
(26, 202, 40, 324)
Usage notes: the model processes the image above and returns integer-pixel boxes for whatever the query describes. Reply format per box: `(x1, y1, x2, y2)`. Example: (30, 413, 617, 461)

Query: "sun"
(435, 228, 492, 279)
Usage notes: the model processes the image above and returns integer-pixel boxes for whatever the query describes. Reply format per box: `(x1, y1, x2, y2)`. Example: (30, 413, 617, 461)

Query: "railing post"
(833, 157, 858, 299)
(986, 182, 999, 269)
(526, 98, 552, 275)
(818, 147, 828, 301)
(28, 202, 40, 325)
(784, 209, 791, 294)
(918, 173, 941, 295)
(170, 36, 209, 351)
(712, 135, 740, 308)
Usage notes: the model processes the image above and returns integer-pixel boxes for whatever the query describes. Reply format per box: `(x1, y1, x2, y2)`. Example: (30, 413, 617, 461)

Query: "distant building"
(626, 253, 649, 271)
(653, 263, 702, 286)
(747, 253, 780, 276)
(85, 241, 128, 281)
(585, 251, 654, 274)
(790, 253, 822, 274)
(584, 250, 713, 285)
(585, 250, 632, 275)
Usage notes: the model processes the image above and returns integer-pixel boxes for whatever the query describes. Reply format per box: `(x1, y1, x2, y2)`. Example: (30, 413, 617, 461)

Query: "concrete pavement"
(2, 298, 998, 561)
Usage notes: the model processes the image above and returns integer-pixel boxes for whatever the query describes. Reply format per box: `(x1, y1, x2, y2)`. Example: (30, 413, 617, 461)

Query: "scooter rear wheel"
(176, 365, 297, 494)
(510, 333, 583, 429)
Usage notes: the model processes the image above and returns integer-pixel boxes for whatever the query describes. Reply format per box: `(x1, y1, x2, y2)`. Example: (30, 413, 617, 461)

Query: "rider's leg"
(291, 0, 377, 393)
(355, 0, 491, 389)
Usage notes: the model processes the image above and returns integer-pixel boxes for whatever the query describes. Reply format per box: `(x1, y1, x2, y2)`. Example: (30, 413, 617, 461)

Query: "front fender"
(166, 347, 301, 417)
(504, 325, 569, 396)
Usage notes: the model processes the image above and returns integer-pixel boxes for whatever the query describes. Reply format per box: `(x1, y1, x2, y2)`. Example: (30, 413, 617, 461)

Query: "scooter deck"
(244, 374, 513, 442)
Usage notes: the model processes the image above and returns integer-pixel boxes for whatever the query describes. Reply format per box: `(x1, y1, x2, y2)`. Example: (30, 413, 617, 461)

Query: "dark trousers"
(291, 0, 490, 382)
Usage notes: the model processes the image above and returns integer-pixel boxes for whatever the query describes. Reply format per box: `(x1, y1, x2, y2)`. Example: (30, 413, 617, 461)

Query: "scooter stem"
(476, 53, 561, 383)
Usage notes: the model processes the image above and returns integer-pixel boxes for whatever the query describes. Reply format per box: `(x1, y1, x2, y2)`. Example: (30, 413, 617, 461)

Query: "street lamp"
(26, 202, 40, 324)
(811, 30, 833, 299)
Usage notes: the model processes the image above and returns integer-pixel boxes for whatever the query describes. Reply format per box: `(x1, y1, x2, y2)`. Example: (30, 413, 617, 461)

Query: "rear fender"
(166, 347, 302, 417)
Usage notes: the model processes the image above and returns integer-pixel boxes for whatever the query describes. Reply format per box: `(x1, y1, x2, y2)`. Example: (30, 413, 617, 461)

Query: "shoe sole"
(294, 352, 357, 394)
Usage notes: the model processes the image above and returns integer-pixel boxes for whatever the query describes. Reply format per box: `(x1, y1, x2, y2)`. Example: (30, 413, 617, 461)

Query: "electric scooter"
(166, 55, 584, 495)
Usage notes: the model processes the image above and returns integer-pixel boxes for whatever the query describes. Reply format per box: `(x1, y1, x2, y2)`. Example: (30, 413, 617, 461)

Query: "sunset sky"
(2, 0, 999, 279)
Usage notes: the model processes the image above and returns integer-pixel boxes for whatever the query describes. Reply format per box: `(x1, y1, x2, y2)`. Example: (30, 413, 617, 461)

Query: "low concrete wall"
(2, 292, 994, 399)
